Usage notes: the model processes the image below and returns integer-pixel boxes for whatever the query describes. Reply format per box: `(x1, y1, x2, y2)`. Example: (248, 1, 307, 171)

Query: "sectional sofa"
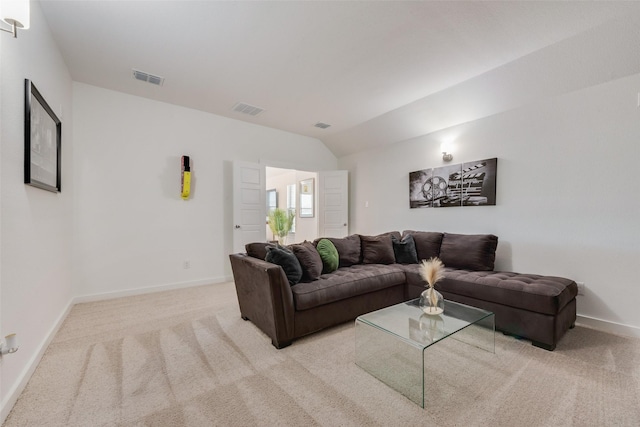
(229, 231, 577, 351)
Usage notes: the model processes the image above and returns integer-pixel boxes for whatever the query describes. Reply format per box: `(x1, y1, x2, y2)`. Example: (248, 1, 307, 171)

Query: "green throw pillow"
(316, 238, 339, 274)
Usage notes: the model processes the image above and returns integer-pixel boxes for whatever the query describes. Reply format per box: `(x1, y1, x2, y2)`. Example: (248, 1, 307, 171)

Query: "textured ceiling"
(39, 1, 640, 157)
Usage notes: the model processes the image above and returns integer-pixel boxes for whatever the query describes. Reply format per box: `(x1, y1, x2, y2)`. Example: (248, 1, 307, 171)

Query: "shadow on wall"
(160, 156, 197, 200)
(577, 289, 626, 333)
(223, 160, 233, 260)
(494, 240, 513, 272)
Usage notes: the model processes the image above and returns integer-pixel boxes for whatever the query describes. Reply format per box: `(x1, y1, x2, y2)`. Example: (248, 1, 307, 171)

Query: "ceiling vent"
(132, 69, 164, 86)
(314, 122, 331, 129)
(232, 102, 265, 117)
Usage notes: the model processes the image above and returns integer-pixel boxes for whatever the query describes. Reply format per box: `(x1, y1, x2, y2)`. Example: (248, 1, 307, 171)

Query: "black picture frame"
(24, 79, 62, 193)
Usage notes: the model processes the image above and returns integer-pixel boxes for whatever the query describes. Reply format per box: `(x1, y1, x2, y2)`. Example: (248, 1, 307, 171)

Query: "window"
(266, 189, 277, 213)
(287, 184, 296, 233)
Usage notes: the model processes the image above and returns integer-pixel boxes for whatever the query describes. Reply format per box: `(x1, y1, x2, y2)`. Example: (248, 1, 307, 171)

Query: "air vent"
(314, 122, 331, 129)
(232, 102, 265, 116)
(132, 69, 164, 86)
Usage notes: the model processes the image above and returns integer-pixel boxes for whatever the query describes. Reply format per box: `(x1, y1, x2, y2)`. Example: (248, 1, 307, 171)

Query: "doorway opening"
(266, 167, 318, 245)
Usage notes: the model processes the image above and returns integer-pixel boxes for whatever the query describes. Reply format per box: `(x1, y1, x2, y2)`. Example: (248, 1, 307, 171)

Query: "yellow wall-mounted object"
(181, 156, 191, 200)
(181, 171, 191, 199)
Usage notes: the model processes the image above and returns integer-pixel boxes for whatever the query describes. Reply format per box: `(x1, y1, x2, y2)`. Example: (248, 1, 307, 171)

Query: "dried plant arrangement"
(419, 257, 445, 315)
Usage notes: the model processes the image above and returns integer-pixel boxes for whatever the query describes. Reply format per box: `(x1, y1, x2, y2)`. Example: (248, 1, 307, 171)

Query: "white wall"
(72, 83, 336, 299)
(339, 72, 640, 336)
(0, 0, 74, 420)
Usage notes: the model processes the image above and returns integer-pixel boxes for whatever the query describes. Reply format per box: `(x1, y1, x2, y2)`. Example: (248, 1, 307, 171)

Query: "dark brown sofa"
(229, 231, 577, 351)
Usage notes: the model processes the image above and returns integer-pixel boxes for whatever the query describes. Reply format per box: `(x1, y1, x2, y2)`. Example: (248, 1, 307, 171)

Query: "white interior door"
(233, 161, 266, 253)
(318, 170, 348, 238)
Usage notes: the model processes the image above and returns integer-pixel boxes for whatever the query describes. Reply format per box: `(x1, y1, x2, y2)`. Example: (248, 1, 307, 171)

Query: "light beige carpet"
(4, 282, 640, 426)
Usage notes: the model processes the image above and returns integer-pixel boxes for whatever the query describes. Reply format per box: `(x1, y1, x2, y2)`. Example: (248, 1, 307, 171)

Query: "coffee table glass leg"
(355, 320, 425, 407)
(451, 313, 495, 353)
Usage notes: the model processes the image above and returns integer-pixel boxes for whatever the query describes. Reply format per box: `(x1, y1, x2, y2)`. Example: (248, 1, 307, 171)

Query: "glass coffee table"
(355, 298, 495, 407)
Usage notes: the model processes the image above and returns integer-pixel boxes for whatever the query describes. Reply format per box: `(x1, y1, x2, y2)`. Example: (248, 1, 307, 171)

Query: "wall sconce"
(440, 142, 453, 162)
(0, 0, 30, 38)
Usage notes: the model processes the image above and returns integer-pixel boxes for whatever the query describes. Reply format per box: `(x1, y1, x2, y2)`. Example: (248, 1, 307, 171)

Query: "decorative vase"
(419, 287, 444, 315)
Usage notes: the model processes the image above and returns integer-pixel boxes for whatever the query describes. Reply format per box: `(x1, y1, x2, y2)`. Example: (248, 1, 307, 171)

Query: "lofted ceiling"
(39, 1, 640, 158)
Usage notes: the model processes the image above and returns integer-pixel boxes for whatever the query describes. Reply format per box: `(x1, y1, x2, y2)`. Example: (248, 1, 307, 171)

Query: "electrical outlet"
(183, 260, 191, 269)
(576, 281, 585, 296)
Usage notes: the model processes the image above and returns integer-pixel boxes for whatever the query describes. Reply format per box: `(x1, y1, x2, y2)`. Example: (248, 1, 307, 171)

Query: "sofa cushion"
(439, 233, 498, 271)
(439, 270, 578, 316)
(396, 264, 427, 288)
(360, 234, 395, 264)
(391, 234, 419, 264)
(265, 245, 303, 285)
(289, 241, 323, 281)
(245, 242, 275, 260)
(316, 238, 339, 273)
(291, 264, 406, 311)
(402, 231, 443, 261)
(314, 235, 362, 267)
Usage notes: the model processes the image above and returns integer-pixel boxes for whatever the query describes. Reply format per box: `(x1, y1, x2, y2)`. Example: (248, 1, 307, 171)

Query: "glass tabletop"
(356, 298, 494, 349)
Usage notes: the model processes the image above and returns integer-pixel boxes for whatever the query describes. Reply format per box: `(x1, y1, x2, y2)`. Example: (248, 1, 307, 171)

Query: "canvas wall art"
(409, 168, 433, 208)
(409, 158, 497, 209)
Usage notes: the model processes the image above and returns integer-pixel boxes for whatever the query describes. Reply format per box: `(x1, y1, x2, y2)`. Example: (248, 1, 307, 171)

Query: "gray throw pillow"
(265, 245, 303, 285)
(391, 234, 419, 264)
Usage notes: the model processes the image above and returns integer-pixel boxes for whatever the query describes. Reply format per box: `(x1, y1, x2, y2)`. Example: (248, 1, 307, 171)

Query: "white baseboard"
(576, 314, 640, 339)
(0, 299, 74, 424)
(72, 276, 232, 304)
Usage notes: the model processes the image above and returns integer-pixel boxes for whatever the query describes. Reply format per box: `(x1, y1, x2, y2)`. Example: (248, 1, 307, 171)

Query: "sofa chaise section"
(403, 266, 578, 350)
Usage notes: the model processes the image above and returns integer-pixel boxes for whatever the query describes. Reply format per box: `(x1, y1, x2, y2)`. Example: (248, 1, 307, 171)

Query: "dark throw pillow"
(265, 245, 303, 285)
(316, 238, 339, 273)
(314, 235, 362, 267)
(439, 233, 498, 271)
(245, 242, 276, 260)
(289, 241, 323, 281)
(360, 234, 395, 264)
(328, 235, 362, 267)
(391, 234, 419, 264)
(402, 230, 443, 261)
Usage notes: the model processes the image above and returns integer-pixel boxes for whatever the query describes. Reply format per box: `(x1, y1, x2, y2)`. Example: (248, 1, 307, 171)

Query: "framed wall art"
(299, 178, 314, 217)
(24, 79, 62, 193)
(409, 158, 497, 209)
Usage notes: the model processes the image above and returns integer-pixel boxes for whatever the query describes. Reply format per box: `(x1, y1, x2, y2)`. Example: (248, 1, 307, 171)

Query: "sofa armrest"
(229, 253, 295, 348)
